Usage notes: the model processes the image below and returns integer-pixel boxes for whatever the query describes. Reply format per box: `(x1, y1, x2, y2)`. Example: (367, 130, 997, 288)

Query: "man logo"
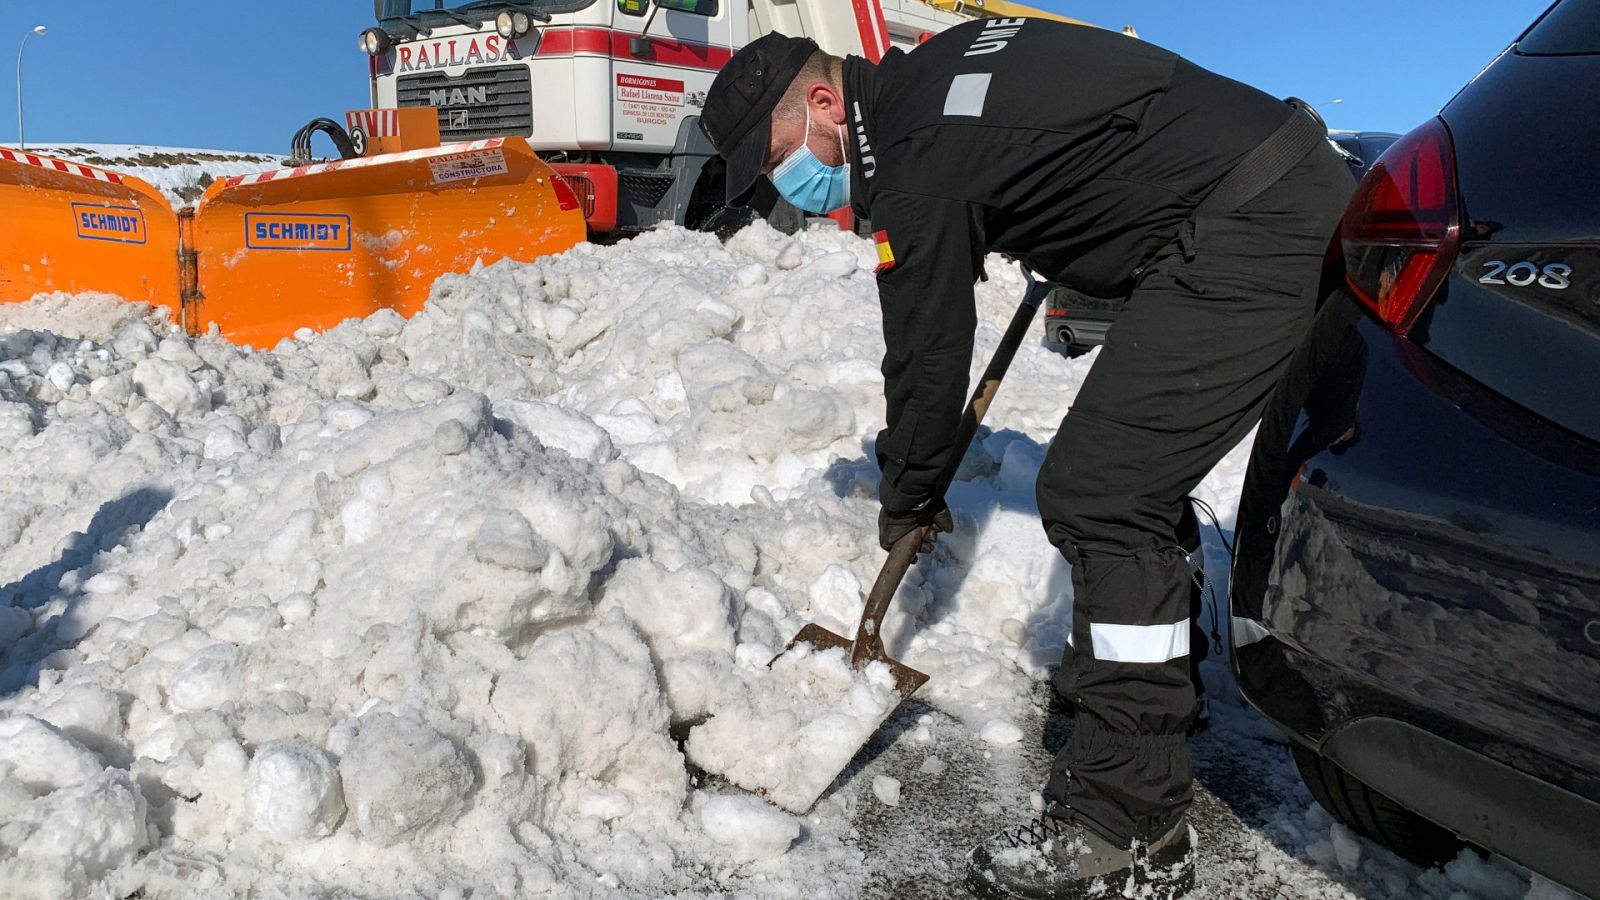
(448, 109, 471, 131)
(72, 203, 147, 245)
(430, 86, 490, 107)
(245, 214, 353, 251)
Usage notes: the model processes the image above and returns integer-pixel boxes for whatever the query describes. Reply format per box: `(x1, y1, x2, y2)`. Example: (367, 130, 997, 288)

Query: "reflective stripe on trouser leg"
(1089, 620, 1190, 663)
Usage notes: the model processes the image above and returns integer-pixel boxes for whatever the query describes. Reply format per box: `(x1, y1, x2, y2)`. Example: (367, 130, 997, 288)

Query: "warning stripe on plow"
(0, 147, 128, 184)
(0, 147, 180, 314)
(190, 137, 587, 347)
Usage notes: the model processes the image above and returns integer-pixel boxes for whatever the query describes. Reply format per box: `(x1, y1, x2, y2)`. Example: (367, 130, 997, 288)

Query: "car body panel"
(1411, 45, 1600, 444)
(1440, 50, 1600, 246)
(1231, 295, 1600, 894)
(1417, 244, 1600, 443)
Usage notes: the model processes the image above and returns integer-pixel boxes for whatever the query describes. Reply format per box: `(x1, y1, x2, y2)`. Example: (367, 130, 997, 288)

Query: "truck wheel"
(1289, 744, 1464, 869)
(690, 203, 758, 241)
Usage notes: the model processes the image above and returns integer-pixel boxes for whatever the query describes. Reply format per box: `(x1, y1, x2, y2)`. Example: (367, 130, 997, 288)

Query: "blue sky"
(1, 0, 1552, 152)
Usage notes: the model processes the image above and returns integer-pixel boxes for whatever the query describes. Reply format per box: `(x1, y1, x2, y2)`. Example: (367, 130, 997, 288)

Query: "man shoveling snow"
(700, 22, 1349, 900)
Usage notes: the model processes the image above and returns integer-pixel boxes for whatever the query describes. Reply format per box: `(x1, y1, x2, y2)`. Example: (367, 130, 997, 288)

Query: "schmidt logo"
(244, 213, 352, 252)
(72, 203, 147, 245)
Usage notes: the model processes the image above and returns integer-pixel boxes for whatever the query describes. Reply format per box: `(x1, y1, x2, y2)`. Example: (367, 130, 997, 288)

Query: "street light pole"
(17, 25, 47, 150)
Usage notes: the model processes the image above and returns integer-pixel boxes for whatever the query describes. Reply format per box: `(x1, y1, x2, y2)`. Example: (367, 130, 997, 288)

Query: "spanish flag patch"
(873, 230, 897, 274)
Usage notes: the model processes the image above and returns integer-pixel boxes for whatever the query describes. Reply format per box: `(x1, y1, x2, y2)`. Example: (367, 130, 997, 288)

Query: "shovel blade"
(688, 623, 932, 814)
(775, 623, 930, 699)
(725, 622, 931, 812)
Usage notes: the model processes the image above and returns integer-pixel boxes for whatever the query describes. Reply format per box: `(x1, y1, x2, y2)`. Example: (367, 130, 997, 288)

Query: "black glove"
(878, 497, 954, 553)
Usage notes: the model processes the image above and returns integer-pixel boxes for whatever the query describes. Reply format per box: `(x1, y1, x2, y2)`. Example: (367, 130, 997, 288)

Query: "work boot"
(966, 806, 1196, 900)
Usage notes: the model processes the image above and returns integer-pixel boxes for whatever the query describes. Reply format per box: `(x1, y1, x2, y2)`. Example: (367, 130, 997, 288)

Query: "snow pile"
(0, 222, 1087, 898)
(0, 220, 1563, 899)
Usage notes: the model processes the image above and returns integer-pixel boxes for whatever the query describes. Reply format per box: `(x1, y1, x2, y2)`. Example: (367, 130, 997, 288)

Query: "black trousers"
(1036, 147, 1350, 845)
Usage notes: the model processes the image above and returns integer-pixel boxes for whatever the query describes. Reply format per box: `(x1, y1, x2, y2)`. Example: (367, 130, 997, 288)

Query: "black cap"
(700, 34, 818, 205)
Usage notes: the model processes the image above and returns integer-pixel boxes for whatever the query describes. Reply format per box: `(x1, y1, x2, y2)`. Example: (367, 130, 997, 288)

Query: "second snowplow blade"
(0, 147, 180, 313)
(190, 138, 586, 346)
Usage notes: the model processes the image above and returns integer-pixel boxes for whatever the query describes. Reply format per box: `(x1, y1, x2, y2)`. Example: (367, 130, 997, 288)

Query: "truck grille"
(395, 65, 532, 142)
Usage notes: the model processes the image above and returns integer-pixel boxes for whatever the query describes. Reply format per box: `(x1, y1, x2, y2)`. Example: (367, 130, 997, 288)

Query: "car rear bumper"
(1043, 311, 1113, 349)
(1230, 295, 1600, 894)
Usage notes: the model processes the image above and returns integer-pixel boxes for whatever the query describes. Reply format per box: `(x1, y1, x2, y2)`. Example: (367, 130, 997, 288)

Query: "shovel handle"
(851, 272, 1051, 668)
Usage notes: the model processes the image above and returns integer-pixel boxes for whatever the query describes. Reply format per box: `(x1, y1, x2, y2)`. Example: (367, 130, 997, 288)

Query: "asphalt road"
(839, 682, 1445, 900)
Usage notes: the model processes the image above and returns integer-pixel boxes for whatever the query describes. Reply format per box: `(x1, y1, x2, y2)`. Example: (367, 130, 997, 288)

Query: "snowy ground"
(24, 145, 286, 206)
(0, 220, 1582, 899)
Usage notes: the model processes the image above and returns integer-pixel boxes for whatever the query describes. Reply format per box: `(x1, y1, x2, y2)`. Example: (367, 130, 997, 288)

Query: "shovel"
(767, 268, 1053, 807)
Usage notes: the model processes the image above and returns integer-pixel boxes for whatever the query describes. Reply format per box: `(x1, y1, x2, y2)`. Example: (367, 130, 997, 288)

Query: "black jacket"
(843, 20, 1296, 512)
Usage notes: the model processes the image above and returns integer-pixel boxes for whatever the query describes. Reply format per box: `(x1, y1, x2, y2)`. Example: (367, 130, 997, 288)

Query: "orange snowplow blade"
(0, 147, 180, 315)
(189, 137, 587, 346)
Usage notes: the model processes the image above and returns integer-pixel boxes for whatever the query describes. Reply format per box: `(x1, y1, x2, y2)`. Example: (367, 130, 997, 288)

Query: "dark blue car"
(1230, 2, 1600, 896)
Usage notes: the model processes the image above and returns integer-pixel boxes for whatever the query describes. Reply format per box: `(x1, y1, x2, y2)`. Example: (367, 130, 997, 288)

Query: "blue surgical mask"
(770, 124, 850, 214)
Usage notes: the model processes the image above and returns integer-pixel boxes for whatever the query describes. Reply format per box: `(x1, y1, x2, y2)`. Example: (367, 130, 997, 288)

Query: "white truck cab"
(359, 0, 1086, 235)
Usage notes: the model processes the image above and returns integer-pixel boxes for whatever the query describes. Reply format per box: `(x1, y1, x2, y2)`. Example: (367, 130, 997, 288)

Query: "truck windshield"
(379, 0, 593, 20)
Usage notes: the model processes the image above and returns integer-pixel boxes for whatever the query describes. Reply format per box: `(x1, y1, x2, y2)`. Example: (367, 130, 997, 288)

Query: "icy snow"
(0, 220, 1575, 899)
(337, 714, 473, 846)
(872, 775, 902, 808)
(979, 720, 1025, 745)
(699, 794, 801, 861)
(243, 740, 344, 842)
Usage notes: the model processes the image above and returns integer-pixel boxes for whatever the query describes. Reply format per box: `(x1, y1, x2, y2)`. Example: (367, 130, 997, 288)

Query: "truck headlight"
(496, 10, 532, 38)
(359, 28, 392, 56)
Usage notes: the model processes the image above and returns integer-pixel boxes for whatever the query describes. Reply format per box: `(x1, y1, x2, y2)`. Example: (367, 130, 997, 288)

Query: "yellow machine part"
(189, 137, 587, 347)
(0, 147, 181, 316)
(924, 0, 1091, 26)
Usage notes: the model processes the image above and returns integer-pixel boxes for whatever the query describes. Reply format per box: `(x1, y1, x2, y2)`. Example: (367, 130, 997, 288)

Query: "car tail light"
(1341, 118, 1462, 336)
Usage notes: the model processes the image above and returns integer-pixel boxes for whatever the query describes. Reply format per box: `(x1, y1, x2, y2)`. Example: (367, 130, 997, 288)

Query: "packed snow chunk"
(806, 565, 864, 633)
(598, 559, 739, 720)
(38, 685, 126, 761)
(166, 644, 243, 711)
(1328, 822, 1362, 871)
(686, 643, 904, 813)
(339, 714, 473, 847)
(495, 398, 617, 465)
(0, 769, 151, 893)
(489, 615, 685, 819)
(130, 356, 210, 418)
(872, 775, 902, 807)
(0, 716, 104, 795)
(426, 507, 577, 639)
(468, 508, 550, 573)
(699, 795, 801, 862)
(603, 558, 736, 655)
(979, 721, 1024, 745)
(245, 740, 345, 843)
